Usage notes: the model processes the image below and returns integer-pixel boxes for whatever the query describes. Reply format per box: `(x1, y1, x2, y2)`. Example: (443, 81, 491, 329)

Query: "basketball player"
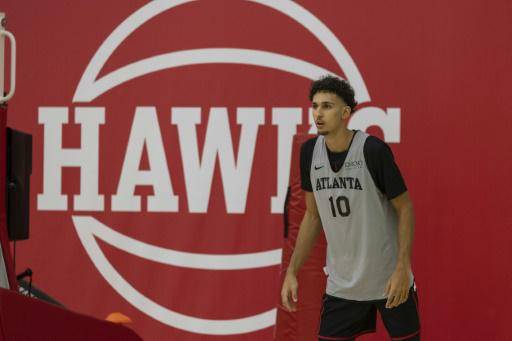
(281, 76, 420, 340)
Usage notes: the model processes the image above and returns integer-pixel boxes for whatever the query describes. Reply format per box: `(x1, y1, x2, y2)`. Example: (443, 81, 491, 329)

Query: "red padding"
(274, 134, 327, 341)
(0, 288, 142, 341)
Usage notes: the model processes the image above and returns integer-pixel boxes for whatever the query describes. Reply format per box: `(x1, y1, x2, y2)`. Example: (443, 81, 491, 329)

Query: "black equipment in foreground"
(6, 127, 32, 241)
(17, 268, 65, 308)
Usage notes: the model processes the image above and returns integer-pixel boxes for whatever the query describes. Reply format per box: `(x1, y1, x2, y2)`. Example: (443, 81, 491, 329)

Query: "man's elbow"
(392, 192, 415, 218)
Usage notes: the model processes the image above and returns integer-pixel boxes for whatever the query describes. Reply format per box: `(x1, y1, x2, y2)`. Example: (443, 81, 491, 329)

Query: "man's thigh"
(377, 285, 421, 340)
(318, 294, 377, 341)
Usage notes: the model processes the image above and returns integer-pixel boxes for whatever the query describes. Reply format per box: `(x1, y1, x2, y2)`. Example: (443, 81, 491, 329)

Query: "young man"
(281, 76, 420, 340)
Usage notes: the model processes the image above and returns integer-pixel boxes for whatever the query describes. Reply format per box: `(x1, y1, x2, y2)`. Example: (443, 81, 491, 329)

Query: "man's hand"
(384, 266, 410, 309)
(281, 272, 298, 312)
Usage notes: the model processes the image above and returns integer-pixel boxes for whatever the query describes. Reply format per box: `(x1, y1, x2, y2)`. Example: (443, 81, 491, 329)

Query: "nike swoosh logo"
(314, 165, 324, 170)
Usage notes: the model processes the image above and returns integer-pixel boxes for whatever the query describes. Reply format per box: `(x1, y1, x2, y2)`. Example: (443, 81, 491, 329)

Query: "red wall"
(2, 1, 511, 340)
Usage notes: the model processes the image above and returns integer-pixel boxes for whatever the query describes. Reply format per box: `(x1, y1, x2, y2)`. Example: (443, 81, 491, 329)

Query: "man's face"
(312, 91, 350, 136)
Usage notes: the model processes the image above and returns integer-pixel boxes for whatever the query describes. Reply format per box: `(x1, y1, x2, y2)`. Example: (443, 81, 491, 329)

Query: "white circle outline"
(73, 0, 369, 103)
(71, 0, 371, 335)
(73, 216, 278, 335)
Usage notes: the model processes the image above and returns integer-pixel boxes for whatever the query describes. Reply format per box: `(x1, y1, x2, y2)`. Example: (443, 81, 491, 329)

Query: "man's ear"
(341, 106, 351, 119)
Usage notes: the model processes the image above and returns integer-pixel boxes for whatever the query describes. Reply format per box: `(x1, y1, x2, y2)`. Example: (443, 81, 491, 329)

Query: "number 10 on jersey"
(328, 196, 351, 217)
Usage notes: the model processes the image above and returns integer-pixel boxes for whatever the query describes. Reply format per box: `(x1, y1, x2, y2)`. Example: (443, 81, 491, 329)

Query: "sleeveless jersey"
(311, 131, 413, 300)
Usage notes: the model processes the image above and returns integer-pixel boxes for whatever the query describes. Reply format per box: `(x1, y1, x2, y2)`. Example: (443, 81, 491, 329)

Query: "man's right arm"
(280, 191, 322, 312)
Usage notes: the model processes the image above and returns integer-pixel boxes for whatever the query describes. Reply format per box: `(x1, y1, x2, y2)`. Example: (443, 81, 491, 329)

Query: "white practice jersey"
(311, 131, 413, 300)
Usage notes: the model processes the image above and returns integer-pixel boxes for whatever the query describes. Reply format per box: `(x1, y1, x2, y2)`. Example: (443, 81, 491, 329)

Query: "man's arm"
(384, 191, 415, 308)
(281, 191, 323, 312)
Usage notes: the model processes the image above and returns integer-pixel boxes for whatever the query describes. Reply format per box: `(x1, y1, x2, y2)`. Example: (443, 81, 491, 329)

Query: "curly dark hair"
(309, 75, 358, 113)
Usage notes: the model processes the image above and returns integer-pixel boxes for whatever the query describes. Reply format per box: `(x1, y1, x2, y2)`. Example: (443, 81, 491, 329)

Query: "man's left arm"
(384, 191, 415, 309)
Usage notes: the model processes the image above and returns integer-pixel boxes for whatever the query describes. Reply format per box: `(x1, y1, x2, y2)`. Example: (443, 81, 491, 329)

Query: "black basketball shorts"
(318, 285, 420, 340)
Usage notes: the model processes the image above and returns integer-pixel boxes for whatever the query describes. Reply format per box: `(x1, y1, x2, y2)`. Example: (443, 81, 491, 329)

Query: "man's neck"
(324, 127, 354, 153)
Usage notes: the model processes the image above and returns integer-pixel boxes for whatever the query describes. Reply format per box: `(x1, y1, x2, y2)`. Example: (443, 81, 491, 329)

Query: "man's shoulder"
(364, 134, 388, 150)
(300, 136, 318, 192)
(363, 134, 392, 157)
(301, 136, 319, 153)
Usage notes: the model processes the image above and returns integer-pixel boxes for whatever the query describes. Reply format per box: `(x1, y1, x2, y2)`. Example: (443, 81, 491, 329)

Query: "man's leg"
(377, 285, 421, 340)
(318, 294, 377, 341)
